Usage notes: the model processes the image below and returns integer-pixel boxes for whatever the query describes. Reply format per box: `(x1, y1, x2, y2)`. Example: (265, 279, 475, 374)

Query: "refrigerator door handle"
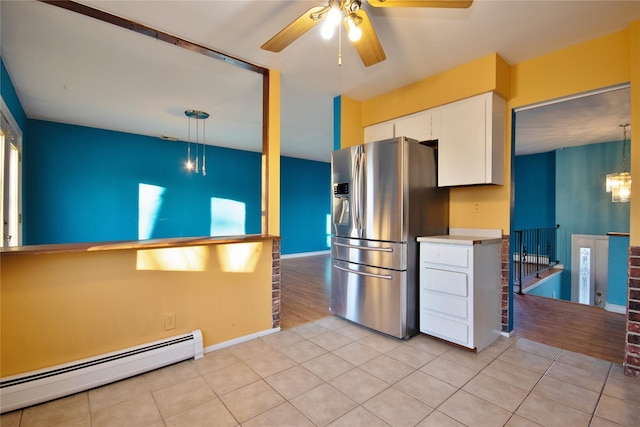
(333, 242, 393, 252)
(333, 264, 393, 280)
(358, 150, 365, 231)
(351, 150, 360, 230)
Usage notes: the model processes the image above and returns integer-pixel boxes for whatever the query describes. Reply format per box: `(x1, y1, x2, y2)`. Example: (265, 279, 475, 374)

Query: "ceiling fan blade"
(367, 0, 473, 8)
(348, 9, 386, 67)
(261, 5, 328, 52)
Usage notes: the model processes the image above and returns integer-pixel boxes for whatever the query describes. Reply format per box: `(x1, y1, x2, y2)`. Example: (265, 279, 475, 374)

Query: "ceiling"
(515, 85, 631, 155)
(1, 0, 639, 162)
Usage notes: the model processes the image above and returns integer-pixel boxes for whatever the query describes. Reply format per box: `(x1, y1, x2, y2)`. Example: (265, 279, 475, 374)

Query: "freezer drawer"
(332, 236, 406, 271)
(330, 259, 408, 339)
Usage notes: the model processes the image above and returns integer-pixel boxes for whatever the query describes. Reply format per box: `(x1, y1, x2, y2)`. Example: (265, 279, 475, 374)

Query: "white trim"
(0, 95, 24, 247)
(281, 250, 330, 259)
(203, 327, 281, 353)
(0, 330, 203, 413)
(0, 96, 24, 145)
(501, 330, 515, 337)
(513, 83, 630, 113)
(605, 303, 626, 314)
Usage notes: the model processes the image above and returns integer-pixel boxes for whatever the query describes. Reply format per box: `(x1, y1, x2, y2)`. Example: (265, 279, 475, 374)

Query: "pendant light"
(185, 110, 209, 176)
(605, 123, 631, 202)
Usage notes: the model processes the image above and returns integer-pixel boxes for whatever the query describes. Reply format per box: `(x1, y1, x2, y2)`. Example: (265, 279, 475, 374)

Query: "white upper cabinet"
(394, 109, 441, 142)
(364, 121, 394, 143)
(364, 109, 441, 144)
(438, 92, 506, 186)
(362, 92, 505, 187)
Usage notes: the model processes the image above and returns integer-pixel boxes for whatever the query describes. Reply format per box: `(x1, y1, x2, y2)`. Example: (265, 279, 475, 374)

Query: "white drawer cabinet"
(418, 237, 502, 352)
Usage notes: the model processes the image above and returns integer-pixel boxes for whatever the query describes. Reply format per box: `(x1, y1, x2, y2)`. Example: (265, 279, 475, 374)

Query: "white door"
(1, 104, 22, 247)
(571, 234, 609, 307)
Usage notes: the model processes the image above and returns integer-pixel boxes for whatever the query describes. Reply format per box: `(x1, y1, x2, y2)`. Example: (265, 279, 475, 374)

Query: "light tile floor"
(2, 316, 640, 427)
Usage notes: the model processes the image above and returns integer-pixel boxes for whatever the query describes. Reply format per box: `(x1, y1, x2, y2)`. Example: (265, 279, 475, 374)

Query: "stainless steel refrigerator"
(330, 136, 448, 339)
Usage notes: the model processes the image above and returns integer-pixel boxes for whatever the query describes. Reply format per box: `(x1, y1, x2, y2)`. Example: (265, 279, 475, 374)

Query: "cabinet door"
(438, 95, 487, 186)
(429, 108, 442, 141)
(394, 109, 441, 142)
(364, 121, 394, 143)
(394, 111, 429, 141)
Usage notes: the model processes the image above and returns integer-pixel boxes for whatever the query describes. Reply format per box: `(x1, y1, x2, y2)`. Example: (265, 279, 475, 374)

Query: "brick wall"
(625, 245, 640, 376)
(501, 236, 510, 334)
(272, 238, 281, 329)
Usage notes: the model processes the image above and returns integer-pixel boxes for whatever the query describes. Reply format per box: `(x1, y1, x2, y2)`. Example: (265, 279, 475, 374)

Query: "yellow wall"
(630, 21, 640, 246)
(265, 70, 281, 235)
(0, 240, 275, 376)
(341, 23, 639, 239)
(346, 53, 513, 233)
(511, 27, 638, 245)
(509, 30, 630, 108)
(362, 53, 511, 126)
(340, 95, 363, 149)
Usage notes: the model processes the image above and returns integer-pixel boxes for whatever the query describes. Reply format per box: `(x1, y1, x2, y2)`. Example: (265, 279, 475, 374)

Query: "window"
(1, 104, 22, 247)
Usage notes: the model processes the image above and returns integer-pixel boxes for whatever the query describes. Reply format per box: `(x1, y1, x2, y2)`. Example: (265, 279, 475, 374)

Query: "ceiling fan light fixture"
(326, 6, 342, 26)
(321, 20, 336, 39)
(347, 15, 362, 41)
(262, 0, 470, 66)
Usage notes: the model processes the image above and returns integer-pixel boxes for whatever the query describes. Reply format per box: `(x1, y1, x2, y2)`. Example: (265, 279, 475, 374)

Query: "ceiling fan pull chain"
(338, 17, 343, 66)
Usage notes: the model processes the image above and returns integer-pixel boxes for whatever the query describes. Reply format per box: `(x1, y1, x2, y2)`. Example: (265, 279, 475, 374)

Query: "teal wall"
(608, 235, 630, 307)
(25, 119, 262, 243)
(525, 271, 563, 299)
(556, 141, 630, 298)
(281, 157, 331, 254)
(1, 57, 27, 132)
(333, 96, 341, 151)
(514, 141, 630, 302)
(23, 119, 330, 254)
(513, 151, 556, 230)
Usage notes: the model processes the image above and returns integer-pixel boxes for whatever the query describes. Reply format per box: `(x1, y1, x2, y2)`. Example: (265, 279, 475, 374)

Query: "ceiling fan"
(261, 0, 473, 67)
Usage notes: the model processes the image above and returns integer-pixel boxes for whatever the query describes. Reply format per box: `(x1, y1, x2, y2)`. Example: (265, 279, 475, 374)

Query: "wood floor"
(281, 253, 627, 364)
(513, 292, 626, 363)
(280, 254, 332, 329)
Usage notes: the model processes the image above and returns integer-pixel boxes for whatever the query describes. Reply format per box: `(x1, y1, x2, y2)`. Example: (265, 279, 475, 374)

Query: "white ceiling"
(515, 85, 631, 155)
(1, 0, 639, 162)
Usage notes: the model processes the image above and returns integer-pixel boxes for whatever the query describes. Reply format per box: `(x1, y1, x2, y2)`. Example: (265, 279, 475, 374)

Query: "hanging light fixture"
(184, 109, 209, 176)
(605, 123, 631, 202)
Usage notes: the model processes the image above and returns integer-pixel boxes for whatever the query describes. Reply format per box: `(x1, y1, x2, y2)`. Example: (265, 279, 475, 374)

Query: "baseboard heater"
(0, 329, 203, 413)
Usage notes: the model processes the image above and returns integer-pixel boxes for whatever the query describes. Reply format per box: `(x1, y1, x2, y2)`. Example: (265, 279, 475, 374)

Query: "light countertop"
(417, 235, 503, 245)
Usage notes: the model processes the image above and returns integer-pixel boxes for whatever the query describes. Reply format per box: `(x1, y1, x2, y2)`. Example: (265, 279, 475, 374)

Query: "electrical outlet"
(164, 312, 176, 330)
(472, 202, 481, 213)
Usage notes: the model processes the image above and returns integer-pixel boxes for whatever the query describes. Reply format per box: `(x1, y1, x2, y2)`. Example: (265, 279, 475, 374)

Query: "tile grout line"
(587, 362, 614, 427)
(426, 335, 524, 426)
(501, 345, 566, 426)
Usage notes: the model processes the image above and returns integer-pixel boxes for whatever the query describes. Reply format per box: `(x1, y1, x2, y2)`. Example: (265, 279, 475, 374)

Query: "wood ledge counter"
(0, 234, 281, 255)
